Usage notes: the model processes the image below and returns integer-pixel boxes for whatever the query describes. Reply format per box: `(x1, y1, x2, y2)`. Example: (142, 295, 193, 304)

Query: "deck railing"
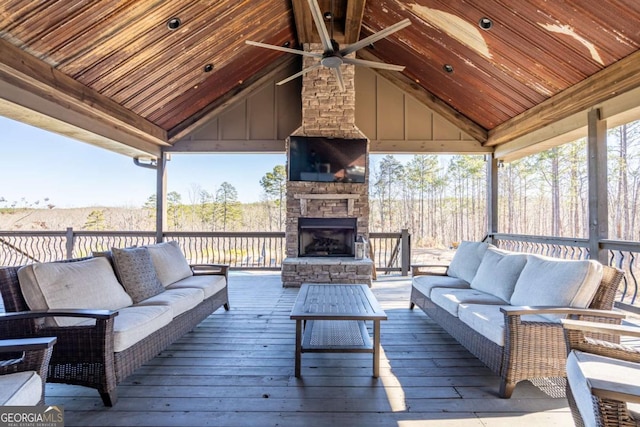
(491, 233, 640, 311)
(0, 228, 411, 275)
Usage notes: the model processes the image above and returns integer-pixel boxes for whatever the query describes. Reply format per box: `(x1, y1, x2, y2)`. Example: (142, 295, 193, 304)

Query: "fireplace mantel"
(294, 193, 360, 216)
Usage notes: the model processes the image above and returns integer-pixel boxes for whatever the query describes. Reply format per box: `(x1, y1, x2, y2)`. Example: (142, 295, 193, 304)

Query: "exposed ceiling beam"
(168, 55, 300, 143)
(487, 50, 640, 147)
(291, 0, 316, 44)
(358, 50, 488, 143)
(344, 0, 366, 45)
(0, 38, 167, 156)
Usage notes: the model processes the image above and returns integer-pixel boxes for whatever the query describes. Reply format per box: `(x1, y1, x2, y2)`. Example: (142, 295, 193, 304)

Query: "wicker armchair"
(562, 319, 640, 427)
(0, 337, 57, 405)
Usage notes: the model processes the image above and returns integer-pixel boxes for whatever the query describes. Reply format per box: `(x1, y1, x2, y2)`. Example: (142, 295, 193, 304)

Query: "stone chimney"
(282, 44, 372, 287)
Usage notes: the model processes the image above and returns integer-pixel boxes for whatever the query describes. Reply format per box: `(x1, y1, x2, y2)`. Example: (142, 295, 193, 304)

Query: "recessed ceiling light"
(204, 63, 214, 73)
(479, 17, 493, 30)
(323, 11, 332, 20)
(283, 41, 291, 47)
(167, 17, 181, 31)
(443, 64, 454, 73)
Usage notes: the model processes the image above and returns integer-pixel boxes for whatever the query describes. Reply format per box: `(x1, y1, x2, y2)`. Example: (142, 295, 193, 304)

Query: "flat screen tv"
(288, 136, 367, 183)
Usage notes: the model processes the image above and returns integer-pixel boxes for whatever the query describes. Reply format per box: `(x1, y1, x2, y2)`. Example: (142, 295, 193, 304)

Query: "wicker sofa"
(410, 241, 625, 398)
(0, 241, 229, 406)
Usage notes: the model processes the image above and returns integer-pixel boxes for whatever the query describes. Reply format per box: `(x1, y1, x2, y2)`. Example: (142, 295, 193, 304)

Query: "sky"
(0, 116, 415, 209)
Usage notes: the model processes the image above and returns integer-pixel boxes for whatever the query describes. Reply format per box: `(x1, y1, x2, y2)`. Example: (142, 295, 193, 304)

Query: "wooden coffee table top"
(290, 283, 387, 321)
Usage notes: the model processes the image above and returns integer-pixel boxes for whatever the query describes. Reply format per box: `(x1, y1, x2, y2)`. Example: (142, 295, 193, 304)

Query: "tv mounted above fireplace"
(288, 136, 367, 183)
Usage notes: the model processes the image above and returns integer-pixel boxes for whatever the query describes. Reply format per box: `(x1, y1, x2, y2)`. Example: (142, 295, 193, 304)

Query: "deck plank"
(48, 272, 573, 426)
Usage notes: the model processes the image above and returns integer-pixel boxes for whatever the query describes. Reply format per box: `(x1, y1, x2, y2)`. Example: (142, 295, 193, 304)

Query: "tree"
(372, 155, 404, 231)
(215, 182, 241, 231)
(197, 189, 214, 230)
(405, 155, 439, 243)
(167, 191, 183, 230)
(84, 209, 106, 230)
(260, 165, 287, 230)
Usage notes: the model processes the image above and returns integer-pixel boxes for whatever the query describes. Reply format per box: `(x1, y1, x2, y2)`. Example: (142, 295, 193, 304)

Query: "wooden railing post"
(65, 227, 74, 259)
(401, 229, 410, 276)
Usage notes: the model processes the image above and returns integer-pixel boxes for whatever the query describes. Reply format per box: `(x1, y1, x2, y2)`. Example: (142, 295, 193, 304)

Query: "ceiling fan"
(245, 0, 411, 91)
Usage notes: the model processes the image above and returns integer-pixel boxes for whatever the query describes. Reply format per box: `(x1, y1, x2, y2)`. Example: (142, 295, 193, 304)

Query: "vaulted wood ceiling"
(1, 0, 640, 159)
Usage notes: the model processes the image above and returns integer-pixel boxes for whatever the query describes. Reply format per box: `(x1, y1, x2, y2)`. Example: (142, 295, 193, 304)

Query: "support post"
(486, 154, 499, 244)
(587, 108, 608, 263)
(156, 152, 168, 243)
(65, 227, 74, 259)
(400, 228, 410, 276)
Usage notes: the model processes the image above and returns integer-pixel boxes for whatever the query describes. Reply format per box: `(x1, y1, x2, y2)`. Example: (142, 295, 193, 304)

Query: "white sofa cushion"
(0, 371, 42, 405)
(447, 241, 492, 283)
(458, 304, 555, 346)
(146, 241, 193, 287)
(510, 255, 603, 310)
(111, 247, 165, 303)
(136, 287, 205, 317)
(18, 257, 133, 327)
(75, 305, 174, 352)
(567, 350, 640, 427)
(431, 288, 506, 317)
(166, 274, 226, 299)
(412, 275, 470, 299)
(470, 248, 528, 302)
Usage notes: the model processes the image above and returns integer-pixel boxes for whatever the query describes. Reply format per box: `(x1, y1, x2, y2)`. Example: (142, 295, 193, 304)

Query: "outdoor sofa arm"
(190, 263, 229, 279)
(501, 306, 625, 320)
(411, 264, 449, 276)
(501, 306, 625, 345)
(0, 337, 57, 377)
(0, 309, 117, 354)
(0, 309, 117, 322)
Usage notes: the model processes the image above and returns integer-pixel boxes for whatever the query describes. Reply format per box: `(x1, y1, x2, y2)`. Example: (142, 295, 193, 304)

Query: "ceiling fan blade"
(307, 0, 334, 53)
(276, 63, 323, 86)
(342, 57, 405, 71)
(339, 18, 411, 56)
(332, 68, 346, 92)
(245, 40, 322, 58)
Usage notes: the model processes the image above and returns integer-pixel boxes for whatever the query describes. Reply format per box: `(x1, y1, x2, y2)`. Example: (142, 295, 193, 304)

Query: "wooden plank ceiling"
(1, 0, 640, 158)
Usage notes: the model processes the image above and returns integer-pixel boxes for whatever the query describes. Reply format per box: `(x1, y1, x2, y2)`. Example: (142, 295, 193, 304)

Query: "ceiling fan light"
(479, 17, 493, 30)
(166, 17, 181, 31)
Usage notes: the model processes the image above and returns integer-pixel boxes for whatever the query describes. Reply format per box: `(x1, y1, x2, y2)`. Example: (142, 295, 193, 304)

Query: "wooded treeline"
(369, 120, 640, 245)
(2, 122, 638, 248)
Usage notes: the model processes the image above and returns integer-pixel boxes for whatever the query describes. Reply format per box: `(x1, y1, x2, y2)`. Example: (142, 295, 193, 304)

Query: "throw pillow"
(111, 247, 165, 303)
(470, 248, 528, 302)
(447, 241, 492, 283)
(510, 255, 603, 308)
(145, 241, 193, 286)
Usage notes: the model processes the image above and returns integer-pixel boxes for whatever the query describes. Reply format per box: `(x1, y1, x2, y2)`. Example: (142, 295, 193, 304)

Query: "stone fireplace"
(298, 217, 357, 257)
(281, 43, 373, 287)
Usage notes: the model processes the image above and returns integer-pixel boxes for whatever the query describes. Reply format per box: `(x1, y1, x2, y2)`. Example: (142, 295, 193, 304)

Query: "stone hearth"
(281, 43, 372, 288)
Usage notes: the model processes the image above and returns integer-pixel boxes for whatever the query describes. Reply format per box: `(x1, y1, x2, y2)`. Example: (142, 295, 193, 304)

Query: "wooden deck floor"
(50, 272, 574, 426)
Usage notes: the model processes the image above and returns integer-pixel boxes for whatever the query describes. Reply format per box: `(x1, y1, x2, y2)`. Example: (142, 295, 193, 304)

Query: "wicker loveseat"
(0, 241, 229, 406)
(410, 241, 625, 398)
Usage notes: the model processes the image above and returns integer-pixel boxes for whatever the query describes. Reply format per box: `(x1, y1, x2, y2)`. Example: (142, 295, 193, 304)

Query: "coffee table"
(290, 283, 387, 378)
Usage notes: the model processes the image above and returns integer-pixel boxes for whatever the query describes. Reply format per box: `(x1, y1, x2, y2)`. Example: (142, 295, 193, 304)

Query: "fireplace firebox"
(298, 217, 357, 257)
